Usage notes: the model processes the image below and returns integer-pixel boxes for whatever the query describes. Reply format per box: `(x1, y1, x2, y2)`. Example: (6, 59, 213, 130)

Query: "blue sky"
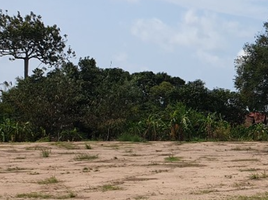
(0, 0, 267, 90)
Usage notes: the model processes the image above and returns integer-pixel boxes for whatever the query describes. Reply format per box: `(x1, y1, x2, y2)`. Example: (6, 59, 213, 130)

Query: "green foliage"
(85, 143, 92, 149)
(169, 103, 194, 141)
(0, 118, 34, 142)
(235, 22, 268, 112)
(118, 133, 145, 142)
(1, 63, 83, 141)
(74, 154, 98, 161)
(40, 148, 51, 158)
(247, 124, 268, 141)
(164, 155, 181, 162)
(0, 11, 75, 78)
(38, 176, 59, 184)
(0, 53, 258, 142)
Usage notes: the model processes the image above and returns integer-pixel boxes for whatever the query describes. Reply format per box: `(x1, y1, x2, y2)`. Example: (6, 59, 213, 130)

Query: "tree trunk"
(24, 58, 29, 79)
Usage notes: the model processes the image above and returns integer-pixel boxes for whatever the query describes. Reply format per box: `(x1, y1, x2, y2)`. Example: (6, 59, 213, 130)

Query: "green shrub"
(118, 133, 145, 142)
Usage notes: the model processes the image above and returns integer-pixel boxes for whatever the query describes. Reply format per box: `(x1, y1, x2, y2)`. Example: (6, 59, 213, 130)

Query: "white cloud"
(131, 9, 255, 68)
(163, 0, 267, 20)
(131, 18, 174, 50)
(112, 52, 149, 73)
(132, 10, 236, 51)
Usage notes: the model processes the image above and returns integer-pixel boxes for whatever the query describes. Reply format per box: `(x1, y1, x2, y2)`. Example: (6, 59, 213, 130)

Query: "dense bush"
(0, 57, 257, 142)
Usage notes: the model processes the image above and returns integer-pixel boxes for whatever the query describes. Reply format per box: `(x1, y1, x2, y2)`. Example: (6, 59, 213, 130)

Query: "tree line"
(1, 11, 268, 142)
(0, 57, 255, 142)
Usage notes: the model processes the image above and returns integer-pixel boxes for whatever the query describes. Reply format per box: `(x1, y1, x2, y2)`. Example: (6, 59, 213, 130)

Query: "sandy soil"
(1, 141, 268, 200)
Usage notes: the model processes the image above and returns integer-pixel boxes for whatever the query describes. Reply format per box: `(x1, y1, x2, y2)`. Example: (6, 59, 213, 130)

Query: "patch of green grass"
(55, 191, 76, 199)
(229, 192, 268, 200)
(191, 189, 218, 195)
(85, 143, 92, 149)
(51, 142, 78, 149)
(16, 191, 76, 199)
(6, 166, 26, 172)
(29, 171, 40, 175)
(16, 192, 51, 199)
(164, 155, 181, 162)
(74, 153, 98, 161)
(36, 136, 50, 142)
(118, 133, 146, 142)
(231, 158, 259, 162)
(101, 184, 122, 192)
(82, 167, 91, 172)
(134, 195, 149, 200)
(40, 148, 51, 157)
(15, 156, 26, 159)
(240, 168, 259, 172)
(37, 176, 59, 184)
(249, 171, 268, 180)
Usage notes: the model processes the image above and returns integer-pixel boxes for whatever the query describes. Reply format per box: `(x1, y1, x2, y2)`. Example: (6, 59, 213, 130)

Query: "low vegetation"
(40, 148, 51, 157)
(37, 176, 59, 184)
(16, 191, 76, 199)
(101, 184, 123, 192)
(74, 153, 98, 161)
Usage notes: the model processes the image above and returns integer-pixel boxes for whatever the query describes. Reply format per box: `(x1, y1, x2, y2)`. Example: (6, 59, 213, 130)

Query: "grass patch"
(15, 156, 26, 159)
(85, 143, 92, 149)
(164, 155, 181, 162)
(192, 189, 218, 195)
(229, 192, 268, 200)
(74, 153, 98, 161)
(134, 195, 149, 200)
(29, 171, 40, 175)
(231, 158, 259, 162)
(40, 148, 51, 157)
(16, 191, 76, 199)
(36, 136, 50, 142)
(82, 167, 91, 172)
(16, 192, 51, 199)
(101, 184, 123, 192)
(118, 133, 145, 142)
(51, 142, 78, 149)
(37, 176, 59, 184)
(6, 166, 26, 172)
(240, 168, 259, 172)
(249, 171, 268, 180)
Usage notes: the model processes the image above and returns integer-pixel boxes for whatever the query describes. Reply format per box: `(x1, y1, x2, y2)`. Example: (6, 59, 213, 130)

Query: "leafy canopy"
(235, 22, 268, 112)
(0, 10, 75, 78)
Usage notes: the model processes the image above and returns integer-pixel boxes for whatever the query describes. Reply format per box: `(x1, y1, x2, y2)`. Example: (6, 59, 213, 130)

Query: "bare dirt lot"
(1, 141, 268, 200)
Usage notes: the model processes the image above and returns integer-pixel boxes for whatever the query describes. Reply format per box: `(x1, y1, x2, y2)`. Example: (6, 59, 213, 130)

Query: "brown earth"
(1, 141, 268, 200)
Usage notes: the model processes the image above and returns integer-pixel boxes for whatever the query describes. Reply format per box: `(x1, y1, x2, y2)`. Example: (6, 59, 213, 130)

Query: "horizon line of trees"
(0, 57, 255, 142)
(1, 11, 268, 142)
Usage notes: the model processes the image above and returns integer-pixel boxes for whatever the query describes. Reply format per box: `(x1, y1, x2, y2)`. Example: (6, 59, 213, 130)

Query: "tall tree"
(0, 11, 75, 78)
(235, 22, 268, 112)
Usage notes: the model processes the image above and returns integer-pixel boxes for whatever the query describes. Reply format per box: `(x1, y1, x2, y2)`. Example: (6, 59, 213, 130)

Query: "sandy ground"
(1, 141, 268, 200)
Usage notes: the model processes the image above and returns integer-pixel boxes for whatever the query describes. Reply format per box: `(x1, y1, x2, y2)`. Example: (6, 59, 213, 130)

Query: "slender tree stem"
(24, 58, 29, 78)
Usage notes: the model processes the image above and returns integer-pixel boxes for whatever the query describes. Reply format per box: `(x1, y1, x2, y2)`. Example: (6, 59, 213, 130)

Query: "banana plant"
(169, 103, 193, 141)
